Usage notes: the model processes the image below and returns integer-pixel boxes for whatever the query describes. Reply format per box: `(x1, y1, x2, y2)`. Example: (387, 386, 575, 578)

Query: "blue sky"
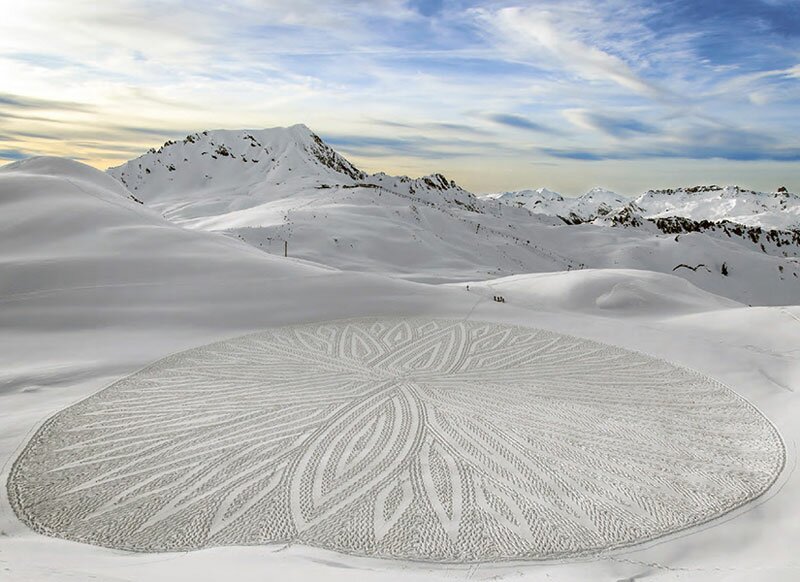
(0, 0, 798, 194)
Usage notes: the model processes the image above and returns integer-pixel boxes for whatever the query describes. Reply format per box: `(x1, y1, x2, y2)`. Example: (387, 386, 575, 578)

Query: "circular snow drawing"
(8, 319, 783, 561)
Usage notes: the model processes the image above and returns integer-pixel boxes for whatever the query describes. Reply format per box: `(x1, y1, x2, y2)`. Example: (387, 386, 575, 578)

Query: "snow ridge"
(484, 184, 800, 230)
(104, 126, 800, 305)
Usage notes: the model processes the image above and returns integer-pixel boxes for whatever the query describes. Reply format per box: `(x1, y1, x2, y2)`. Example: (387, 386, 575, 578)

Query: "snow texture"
(9, 318, 783, 562)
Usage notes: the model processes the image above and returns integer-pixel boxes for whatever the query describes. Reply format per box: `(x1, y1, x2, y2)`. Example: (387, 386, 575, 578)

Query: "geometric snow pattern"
(8, 318, 784, 562)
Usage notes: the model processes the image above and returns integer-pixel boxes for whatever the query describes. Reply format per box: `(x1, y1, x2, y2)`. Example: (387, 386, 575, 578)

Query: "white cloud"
(474, 5, 665, 99)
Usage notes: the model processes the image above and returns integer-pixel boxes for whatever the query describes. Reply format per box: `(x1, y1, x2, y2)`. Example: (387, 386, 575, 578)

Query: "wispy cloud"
(564, 109, 659, 138)
(543, 120, 800, 161)
(542, 146, 800, 162)
(0, 93, 92, 112)
(487, 114, 559, 134)
(474, 4, 668, 99)
(370, 118, 491, 136)
(0, 0, 798, 193)
(325, 132, 523, 160)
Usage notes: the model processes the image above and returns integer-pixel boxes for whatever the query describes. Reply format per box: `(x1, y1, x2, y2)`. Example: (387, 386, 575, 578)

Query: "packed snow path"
(8, 318, 784, 562)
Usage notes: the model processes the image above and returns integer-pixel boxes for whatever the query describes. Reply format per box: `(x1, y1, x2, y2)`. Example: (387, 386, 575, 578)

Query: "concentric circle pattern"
(8, 318, 783, 562)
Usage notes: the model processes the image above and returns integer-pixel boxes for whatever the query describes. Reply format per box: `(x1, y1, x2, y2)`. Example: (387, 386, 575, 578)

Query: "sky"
(0, 0, 798, 195)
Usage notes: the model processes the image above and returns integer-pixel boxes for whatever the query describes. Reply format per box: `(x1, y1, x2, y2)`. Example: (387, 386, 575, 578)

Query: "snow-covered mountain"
(634, 185, 800, 230)
(484, 186, 627, 220)
(107, 125, 800, 305)
(484, 184, 800, 230)
(108, 125, 580, 282)
(484, 187, 564, 207)
(0, 156, 460, 341)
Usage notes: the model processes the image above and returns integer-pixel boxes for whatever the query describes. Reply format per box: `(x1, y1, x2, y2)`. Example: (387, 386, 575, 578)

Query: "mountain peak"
(583, 186, 619, 196)
(108, 125, 365, 200)
(534, 187, 563, 199)
(579, 187, 626, 207)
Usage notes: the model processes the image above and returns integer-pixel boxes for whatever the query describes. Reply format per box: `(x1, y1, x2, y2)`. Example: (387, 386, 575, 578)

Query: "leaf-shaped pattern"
(373, 472, 413, 542)
(476, 478, 532, 542)
(419, 437, 463, 542)
(7, 318, 784, 562)
(288, 384, 422, 531)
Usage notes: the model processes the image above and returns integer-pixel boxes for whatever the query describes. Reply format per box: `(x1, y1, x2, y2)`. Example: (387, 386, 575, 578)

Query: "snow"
(1, 140, 799, 581)
(634, 185, 800, 231)
(107, 130, 799, 304)
(13, 317, 780, 562)
(0, 156, 470, 390)
(484, 184, 800, 230)
(483, 187, 565, 207)
(454, 269, 742, 317)
(486, 186, 628, 220)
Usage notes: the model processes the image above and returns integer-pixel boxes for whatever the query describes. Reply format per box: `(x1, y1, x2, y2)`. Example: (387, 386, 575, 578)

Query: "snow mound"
(461, 269, 742, 316)
(2, 156, 142, 208)
(0, 157, 444, 339)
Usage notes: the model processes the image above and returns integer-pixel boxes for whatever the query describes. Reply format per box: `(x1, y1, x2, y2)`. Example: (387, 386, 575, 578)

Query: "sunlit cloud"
(474, 5, 667, 99)
(0, 0, 798, 194)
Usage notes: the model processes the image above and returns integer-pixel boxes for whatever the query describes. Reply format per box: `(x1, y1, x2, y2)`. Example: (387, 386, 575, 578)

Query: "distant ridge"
(483, 184, 799, 230)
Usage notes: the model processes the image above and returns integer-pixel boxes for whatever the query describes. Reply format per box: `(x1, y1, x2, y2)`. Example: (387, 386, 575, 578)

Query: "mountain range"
(106, 124, 800, 305)
(486, 184, 800, 230)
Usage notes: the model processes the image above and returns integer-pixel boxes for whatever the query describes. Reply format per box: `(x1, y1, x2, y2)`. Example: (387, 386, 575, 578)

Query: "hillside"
(0, 156, 459, 349)
(108, 126, 800, 304)
(108, 125, 580, 281)
(456, 269, 742, 318)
